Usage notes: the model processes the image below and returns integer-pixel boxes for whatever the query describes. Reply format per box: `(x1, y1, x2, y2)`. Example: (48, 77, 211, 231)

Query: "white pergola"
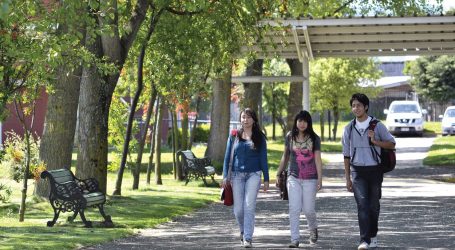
(232, 15, 455, 110)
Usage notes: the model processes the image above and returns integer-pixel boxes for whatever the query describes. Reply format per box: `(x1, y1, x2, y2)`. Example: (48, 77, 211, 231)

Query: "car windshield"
(390, 104, 419, 113)
(445, 109, 455, 117)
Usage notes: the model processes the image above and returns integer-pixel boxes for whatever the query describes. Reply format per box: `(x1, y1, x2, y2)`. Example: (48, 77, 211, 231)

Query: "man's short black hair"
(350, 93, 369, 112)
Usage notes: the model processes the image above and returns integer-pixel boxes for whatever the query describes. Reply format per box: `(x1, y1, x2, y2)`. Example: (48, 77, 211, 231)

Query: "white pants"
(287, 176, 318, 242)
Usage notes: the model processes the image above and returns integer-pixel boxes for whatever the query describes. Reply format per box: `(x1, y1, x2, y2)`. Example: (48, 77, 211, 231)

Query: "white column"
(302, 56, 310, 111)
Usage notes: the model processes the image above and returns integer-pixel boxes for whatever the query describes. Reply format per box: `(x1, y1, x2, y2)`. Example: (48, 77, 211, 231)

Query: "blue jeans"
(232, 171, 262, 242)
(352, 168, 383, 244)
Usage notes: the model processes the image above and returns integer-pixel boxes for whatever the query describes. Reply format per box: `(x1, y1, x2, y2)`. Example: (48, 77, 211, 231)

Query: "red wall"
(1, 88, 48, 143)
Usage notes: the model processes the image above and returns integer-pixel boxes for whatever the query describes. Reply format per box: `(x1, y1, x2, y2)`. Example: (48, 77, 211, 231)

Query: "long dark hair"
(291, 110, 318, 151)
(237, 108, 266, 149)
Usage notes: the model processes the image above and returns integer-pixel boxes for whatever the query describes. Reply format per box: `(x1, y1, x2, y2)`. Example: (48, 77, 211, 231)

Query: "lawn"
(0, 171, 220, 249)
(423, 135, 455, 183)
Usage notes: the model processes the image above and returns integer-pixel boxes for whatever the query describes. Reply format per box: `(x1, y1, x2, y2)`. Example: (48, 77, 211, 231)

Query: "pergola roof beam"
(232, 75, 305, 83)
(260, 16, 455, 27)
(302, 26, 313, 59)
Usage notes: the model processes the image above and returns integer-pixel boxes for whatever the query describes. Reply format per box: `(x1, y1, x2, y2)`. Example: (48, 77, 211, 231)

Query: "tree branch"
(333, 0, 356, 15)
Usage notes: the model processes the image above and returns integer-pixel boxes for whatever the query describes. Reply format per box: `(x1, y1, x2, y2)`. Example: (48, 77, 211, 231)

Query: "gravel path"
(84, 137, 455, 250)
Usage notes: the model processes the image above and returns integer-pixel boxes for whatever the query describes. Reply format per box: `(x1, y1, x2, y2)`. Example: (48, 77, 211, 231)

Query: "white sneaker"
(244, 240, 252, 248)
(358, 242, 369, 250)
(369, 237, 378, 248)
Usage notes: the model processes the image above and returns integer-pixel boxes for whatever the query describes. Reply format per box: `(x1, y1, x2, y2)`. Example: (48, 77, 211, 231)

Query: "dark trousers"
(352, 167, 383, 244)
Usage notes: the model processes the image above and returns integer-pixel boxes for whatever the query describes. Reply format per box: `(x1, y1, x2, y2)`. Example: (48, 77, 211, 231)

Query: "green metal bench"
(176, 150, 216, 186)
(40, 169, 113, 228)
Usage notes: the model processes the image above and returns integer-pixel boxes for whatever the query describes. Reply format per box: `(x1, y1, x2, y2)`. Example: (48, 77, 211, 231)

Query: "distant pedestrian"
(222, 108, 269, 248)
(276, 110, 323, 248)
(342, 93, 395, 250)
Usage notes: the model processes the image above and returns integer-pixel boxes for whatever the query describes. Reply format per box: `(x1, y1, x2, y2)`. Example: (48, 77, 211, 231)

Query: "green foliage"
(193, 124, 210, 143)
(107, 95, 139, 171)
(0, 182, 12, 203)
(407, 56, 455, 103)
(262, 59, 290, 126)
(310, 58, 382, 114)
(0, 132, 44, 182)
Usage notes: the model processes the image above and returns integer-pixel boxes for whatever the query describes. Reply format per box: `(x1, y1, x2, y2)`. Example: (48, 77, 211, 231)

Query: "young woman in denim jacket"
(222, 108, 269, 248)
(276, 110, 323, 248)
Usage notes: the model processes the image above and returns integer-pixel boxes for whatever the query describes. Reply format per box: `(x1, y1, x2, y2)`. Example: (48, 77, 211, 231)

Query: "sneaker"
(288, 240, 299, 248)
(369, 237, 378, 248)
(243, 240, 252, 248)
(240, 233, 244, 246)
(309, 228, 318, 244)
(358, 242, 369, 250)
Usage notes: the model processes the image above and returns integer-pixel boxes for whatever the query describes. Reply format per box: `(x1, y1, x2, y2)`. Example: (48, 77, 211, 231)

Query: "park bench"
(40, 168, 113, 228)
(176, 150, 216, 186)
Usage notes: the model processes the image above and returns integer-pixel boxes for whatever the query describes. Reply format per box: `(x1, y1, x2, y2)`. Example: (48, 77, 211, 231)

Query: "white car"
(440, 106, 455, 136)
(384, 100, 426, 136)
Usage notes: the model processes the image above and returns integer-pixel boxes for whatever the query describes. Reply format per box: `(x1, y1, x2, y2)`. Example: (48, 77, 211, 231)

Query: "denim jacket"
(223, 134, 269, 182)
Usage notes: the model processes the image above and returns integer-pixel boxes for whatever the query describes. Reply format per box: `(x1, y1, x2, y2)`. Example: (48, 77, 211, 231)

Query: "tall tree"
(113, 9, 163, 195)
(406, 56, 455, 104)
(311, 58, 381, 139)
(37, 0, 88, 197)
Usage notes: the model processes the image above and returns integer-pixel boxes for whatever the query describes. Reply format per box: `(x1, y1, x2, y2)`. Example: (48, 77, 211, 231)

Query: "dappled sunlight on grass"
(423, 136, 455, 166)
(0, 171, 219, 249)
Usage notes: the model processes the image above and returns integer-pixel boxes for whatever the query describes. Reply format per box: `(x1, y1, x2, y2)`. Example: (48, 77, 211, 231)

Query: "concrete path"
(85, 137, 455, 249)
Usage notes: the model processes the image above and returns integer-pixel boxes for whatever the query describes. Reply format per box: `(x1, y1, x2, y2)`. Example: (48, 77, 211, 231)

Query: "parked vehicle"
(384, 100, 426, 136)
(439, 106, 455, 136)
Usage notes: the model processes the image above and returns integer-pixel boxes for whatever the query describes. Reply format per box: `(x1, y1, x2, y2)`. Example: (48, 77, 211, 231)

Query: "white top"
(355, 116, 372, 136)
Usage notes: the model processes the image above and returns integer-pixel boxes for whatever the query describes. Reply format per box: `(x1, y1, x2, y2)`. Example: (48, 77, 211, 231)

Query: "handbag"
(278, 171, 288, 200)
(221, 182, 233, 206)
(221, 133, 238, 206)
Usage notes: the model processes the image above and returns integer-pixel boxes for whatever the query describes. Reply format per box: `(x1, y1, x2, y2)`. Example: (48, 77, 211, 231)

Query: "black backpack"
(349, 119, 396, 173)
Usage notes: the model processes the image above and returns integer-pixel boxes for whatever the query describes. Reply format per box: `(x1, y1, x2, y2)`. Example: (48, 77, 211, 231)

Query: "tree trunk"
(76, 33, 113, 193)
(19, 130, 31, 222)
(188, 96, 201, 149)
(181, 102, 189, 150)
(333, 106, 340, 141)
(242, 59, 263, 112)
(286, 59, 303, 132)
(154, 100, 165, 185)
(171, 109, 178, 180)
(147, 96, 160, 184)
(328, 110, 332, 141)
(320, 111, 325, 141)
(132, 87, 156, 189)
(36, 9, 85, 197)
(36, 65, 82, 197)
(206, 69, 231, 163)
(76, 0, 152, 193)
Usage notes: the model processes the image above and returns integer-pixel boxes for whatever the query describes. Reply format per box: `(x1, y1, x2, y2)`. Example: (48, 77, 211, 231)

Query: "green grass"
(423, 136, 455, 166)
(0, 173, 219, 249)
(423, 121, 441, 135)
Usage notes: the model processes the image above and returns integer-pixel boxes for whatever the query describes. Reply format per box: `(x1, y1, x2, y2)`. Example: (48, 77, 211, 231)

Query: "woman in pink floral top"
(276, 110, 323, 248)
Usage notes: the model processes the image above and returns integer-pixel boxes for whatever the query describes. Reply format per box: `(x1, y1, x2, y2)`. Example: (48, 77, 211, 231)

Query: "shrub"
(0, 131, 45, 182)
(0, 182, 12, 203)
(193, 124, 210, 143)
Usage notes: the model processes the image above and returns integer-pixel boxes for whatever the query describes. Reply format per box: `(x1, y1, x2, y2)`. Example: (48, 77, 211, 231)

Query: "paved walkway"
(85, 137, 455, 249)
